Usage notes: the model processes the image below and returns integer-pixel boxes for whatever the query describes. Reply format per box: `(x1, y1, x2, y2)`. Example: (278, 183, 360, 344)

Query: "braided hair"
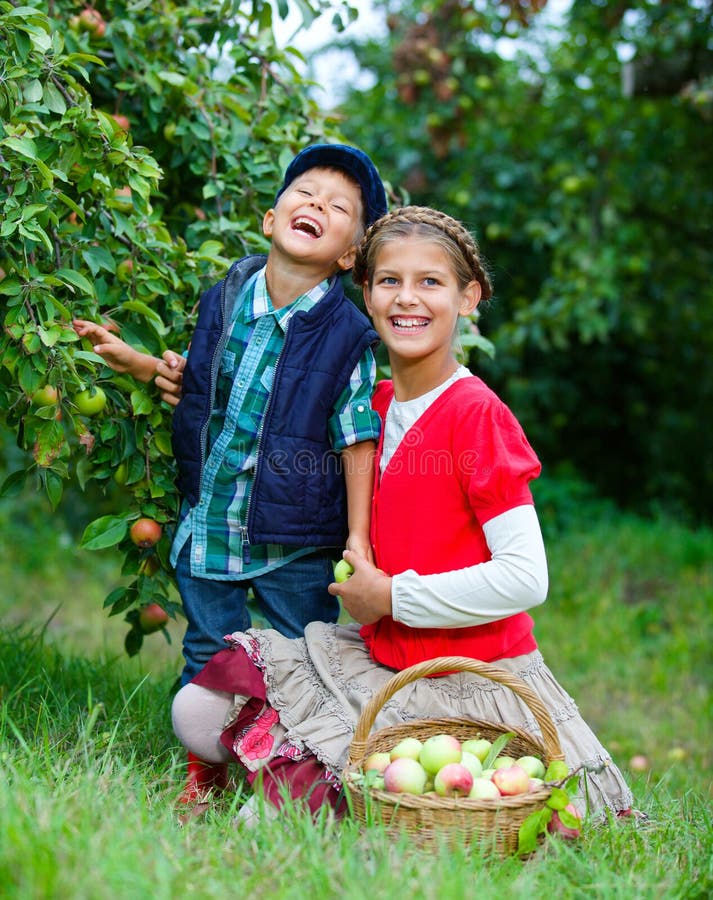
(352, 206, 493, 301)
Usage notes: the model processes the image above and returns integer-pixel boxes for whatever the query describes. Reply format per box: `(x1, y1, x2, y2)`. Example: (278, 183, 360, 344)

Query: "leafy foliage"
(335, 0, 713, 520)
(0, 0, 354, 635)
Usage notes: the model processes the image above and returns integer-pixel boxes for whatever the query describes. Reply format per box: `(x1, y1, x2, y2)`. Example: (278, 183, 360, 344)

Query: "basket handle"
(347, 655, 564, 767)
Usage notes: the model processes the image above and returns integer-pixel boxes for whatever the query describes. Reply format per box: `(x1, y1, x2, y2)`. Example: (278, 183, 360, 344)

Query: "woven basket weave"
(342, 656, 566, 856)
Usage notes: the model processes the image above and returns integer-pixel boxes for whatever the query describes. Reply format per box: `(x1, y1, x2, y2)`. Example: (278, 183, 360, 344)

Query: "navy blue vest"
(172, 255, 379, 548)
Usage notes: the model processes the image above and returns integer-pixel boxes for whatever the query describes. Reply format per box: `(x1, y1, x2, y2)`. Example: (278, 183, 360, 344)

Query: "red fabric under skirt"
(193, 646, 346, 817)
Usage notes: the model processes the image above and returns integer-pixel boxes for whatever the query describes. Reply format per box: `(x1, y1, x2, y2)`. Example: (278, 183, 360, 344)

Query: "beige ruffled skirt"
(218, 621, 633, 819)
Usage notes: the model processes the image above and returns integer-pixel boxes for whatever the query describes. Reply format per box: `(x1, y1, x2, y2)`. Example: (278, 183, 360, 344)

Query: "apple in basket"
(363, 752, 391, 774)
(389, 737, 423, 761)
(547, 803, 582, 840)
(491, 765, 531, 796)
(468, 777, 501, 800)
(515, 755, 546, 779)
(419, 734, 462, 775)
(383, 757, 428, 795)
(434, 763, 474, 798)
(461, 738, 492, 763)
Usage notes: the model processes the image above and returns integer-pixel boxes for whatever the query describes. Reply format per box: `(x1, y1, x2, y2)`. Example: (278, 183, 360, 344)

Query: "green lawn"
(0, 489, 711, 898)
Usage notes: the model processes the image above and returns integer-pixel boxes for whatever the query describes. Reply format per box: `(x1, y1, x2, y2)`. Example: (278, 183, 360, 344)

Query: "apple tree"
(0, 0, 357, 652)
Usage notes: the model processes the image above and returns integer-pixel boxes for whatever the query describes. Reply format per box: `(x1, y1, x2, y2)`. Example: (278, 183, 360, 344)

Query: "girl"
(171, 206, 634, 823)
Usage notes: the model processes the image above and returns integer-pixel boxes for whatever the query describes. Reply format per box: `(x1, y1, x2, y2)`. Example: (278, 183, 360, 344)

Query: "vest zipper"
(198, 275, 232, 494)
(243, 316, 292, 548)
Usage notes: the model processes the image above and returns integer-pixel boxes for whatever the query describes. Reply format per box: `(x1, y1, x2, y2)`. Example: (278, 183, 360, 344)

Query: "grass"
(1, 486, 712, 898)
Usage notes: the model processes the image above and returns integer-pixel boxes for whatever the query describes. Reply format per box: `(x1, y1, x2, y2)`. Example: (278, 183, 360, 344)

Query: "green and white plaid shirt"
(170, 267, 380, 579)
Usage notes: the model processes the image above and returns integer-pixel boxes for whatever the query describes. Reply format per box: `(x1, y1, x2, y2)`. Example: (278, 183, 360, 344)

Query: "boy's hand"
(327, 550, 392, 625)
(73, 318, 158, 382)
(155, 351, 185, 407)
(345, 532, 374, 564)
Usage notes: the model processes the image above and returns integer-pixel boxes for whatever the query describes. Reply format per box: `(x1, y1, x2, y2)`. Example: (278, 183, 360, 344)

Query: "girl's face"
(363, 236, 480, 367)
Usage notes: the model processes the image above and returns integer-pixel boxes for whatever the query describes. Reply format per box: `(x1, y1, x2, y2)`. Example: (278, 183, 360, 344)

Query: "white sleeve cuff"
(391, 505, 548, 629)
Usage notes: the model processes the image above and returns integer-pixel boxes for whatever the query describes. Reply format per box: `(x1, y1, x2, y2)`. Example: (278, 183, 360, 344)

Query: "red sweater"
(361, 377, 542, 669)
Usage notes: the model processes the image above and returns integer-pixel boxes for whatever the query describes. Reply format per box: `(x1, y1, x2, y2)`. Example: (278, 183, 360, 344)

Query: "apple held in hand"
(434, 762, 474, 798)
(383, 757, 428, 795)
(491, 765, 531, 796)
(419, 733, 462, 775)
(333, 559, 354, 583)
(130, 517, 162, 548)
(390, 737, 423, 761)
(138, 603, 169, 634)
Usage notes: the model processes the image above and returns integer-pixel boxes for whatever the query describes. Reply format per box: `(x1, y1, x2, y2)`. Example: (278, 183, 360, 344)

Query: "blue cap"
(274, 143, 388, 227)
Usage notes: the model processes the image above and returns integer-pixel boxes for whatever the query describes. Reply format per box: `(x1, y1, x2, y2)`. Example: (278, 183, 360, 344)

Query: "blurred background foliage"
(333, 0, 712, 521)
(1, 0, 711, 645)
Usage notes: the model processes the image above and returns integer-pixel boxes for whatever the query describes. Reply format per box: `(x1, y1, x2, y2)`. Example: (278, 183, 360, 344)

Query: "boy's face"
(263, 168, 364, 274)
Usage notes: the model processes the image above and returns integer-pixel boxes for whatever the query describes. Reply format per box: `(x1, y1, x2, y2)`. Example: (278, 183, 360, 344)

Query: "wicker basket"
(342, 656, 566, 857)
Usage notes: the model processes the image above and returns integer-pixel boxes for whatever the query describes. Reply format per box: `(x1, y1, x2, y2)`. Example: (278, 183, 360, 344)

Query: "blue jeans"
(175, 542, 339, 684)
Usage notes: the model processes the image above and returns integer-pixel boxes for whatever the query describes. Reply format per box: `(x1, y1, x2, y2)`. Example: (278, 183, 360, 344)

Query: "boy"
(74, 144, 388, 802)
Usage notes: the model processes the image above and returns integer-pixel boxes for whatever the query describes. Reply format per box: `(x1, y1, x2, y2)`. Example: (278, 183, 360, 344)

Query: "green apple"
(461, 738, 492, 762)
(74, 386, 107, 417)
(492, 755, 516, 770)
(460, 750, 483, 778)
(333, 559, 354, 583)
(31, 384, 58, 408)
(389, 737, 423, 762)
(515, 755, 546, 779)
(419, 733, 462, 776)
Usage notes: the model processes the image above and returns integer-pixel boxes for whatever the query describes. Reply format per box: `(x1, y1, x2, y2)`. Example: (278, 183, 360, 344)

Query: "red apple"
(130, 517, 162, 548)
(419, 734, 462, 775)
(138, 603, 169, 634)
(434, 762, 474, 798)
(111, 114, 130, 132)
(629, 754, 650, 773)
(383, 757, 428, 795)
(116, 258, 134, 283)
(547, 802, 582, 840)
(491, 765, 531, 796)
(78, 8, 106, 38)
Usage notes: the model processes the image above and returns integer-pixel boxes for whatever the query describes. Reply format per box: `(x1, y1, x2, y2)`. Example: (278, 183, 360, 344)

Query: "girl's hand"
(328, 550, 392, 625)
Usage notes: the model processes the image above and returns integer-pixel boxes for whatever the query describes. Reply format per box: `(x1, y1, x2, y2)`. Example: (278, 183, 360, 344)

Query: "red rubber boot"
(178, 752, 230, 806)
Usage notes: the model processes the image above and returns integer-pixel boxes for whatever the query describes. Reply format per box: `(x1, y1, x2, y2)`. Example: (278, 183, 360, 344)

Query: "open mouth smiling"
(390, 316, 430, 331)
(292, 216, 323, 238)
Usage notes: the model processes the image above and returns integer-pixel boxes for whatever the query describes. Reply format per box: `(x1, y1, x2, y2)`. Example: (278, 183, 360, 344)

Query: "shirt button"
(356, 404, 365, 413)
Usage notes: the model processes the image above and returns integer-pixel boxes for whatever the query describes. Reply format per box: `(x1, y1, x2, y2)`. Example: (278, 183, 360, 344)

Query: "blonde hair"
(352, 206, 493, 300)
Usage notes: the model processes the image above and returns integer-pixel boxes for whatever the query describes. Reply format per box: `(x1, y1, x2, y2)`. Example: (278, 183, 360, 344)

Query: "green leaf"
(125, 626, 143, 657)
(55, 268, 94, 296)
(43, 81, 67, 114)
(102, 587, 128, 611)
(546, 787, 571, 811)
(481, 732, 516, 769)
(82, 246, 116, 276)
(518, 807, 552, 855)
(544, 759, 569, 782)
(0, 469, 28, 499)
(80, 515, 129, 550)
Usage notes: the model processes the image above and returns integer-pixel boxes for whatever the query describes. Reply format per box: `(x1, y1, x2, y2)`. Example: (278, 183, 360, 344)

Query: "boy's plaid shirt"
(170, 268, 380, 578)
